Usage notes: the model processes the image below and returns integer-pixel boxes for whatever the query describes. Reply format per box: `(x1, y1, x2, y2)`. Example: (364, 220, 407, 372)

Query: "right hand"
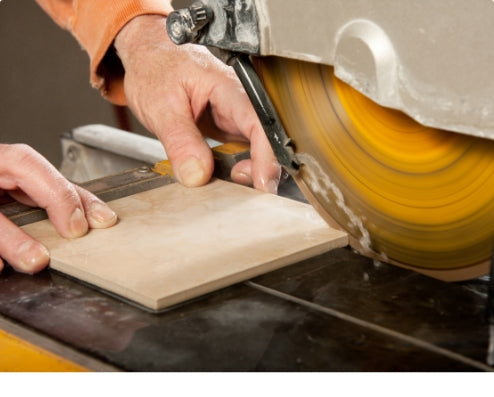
(114, 15, 282, 193)
(0, 144, 118, 274)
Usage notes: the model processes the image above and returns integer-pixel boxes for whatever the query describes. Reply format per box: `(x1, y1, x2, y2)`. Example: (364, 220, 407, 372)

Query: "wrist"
(114, 14, 171, 68)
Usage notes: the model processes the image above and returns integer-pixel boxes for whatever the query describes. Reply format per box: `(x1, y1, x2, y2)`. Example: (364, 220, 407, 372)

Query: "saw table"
(0, 130, 493, 370)
(0, 213, 492, 371)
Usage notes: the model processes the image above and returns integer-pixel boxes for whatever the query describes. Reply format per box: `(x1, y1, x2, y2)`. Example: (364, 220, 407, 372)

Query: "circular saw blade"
(254, 56, 494, 280)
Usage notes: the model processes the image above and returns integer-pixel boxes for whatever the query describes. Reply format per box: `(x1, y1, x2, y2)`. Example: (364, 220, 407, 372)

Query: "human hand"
(114, 15, 281, 193)
(0, 144, 118, 274)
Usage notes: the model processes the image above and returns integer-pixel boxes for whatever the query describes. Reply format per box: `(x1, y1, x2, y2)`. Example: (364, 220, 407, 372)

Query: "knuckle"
(73, 185, 98, 206)
(13, 144, 40, 166)
(49, 181, 81, 209)
(0, 143, 36, 163)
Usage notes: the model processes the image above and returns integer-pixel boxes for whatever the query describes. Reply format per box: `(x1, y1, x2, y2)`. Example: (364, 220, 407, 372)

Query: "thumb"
(156, 109, 215, 187)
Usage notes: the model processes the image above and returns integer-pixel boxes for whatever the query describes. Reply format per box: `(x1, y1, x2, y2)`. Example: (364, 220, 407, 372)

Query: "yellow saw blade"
(254, 56, 494, 281)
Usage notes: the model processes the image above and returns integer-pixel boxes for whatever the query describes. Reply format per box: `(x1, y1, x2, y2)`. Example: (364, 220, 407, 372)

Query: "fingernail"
(177, 157, 206, 187)
(17, 240, 50, 274)
(231, 171, 253, 186)
(267, 179, 279, 195)
(88, 201, 118, 228)
(69, 207, 88, 238)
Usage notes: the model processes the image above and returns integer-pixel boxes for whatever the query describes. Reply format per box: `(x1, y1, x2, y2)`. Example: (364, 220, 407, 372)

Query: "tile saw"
(167, 0, 494, 281)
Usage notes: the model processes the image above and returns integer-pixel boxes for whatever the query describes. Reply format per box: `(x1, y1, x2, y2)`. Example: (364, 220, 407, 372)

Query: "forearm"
(35, 0, 173, 104)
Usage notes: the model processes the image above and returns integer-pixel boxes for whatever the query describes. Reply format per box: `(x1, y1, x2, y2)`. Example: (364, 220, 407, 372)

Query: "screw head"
(67, 146, 79, 161)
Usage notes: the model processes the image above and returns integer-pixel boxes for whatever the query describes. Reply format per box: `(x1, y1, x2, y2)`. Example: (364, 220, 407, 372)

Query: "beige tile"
(22, 180, 348, 311)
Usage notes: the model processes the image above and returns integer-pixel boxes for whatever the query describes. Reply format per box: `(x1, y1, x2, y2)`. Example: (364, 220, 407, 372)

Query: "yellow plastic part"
(212, 142, 250, 155)
(153, 159, 174, 177)
(254, 56, 494, 279)
(153, 142, 251, 177)
(0, 328, 87, 372)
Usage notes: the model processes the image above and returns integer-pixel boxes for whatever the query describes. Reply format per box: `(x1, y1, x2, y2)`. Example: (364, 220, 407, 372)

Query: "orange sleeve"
(35, 0, 174, 105)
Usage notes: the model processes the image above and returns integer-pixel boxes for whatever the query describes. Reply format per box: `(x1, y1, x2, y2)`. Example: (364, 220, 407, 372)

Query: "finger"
(231, 159, 253, 186)
(7, 179, 118, 230)
(248, 126, 282, 194)
(224, 109, 281, 193)
(0, 212, 50, 274)
(154, 93, 215, 187)
(0, 144, 88, 238)
(196, 104, 248, 144)
(207, 78, 282, 193)
(7, 189, 37, 207)
(74, 185, 118, 229)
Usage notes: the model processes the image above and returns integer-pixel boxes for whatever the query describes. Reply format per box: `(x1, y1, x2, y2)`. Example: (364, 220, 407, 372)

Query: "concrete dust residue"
(297, 153, 372, 253)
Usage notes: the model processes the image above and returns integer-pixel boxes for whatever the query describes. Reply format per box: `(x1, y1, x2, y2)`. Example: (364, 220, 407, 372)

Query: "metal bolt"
(67, 146, 79, 162)
(138, 166, 151, 173)
(166, 4, 214, 45)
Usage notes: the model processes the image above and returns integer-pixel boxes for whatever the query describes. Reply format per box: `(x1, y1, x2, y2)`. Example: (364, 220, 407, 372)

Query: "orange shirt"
(35, 0, 173, 105)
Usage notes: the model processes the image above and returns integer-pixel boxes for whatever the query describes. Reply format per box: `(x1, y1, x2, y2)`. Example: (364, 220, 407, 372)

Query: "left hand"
(0, 144, 117, 274)
(114, 15, 281, 194)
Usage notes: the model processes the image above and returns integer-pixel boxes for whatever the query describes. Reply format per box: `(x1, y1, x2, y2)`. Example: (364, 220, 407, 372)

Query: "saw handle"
(228, 54, 300, 173)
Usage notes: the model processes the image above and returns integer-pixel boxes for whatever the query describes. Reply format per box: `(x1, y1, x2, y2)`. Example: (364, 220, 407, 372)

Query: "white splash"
(297, 153, 372, 253)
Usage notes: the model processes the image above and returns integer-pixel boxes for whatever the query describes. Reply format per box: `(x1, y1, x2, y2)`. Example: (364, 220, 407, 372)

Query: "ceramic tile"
(21, 180, 347, 311)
